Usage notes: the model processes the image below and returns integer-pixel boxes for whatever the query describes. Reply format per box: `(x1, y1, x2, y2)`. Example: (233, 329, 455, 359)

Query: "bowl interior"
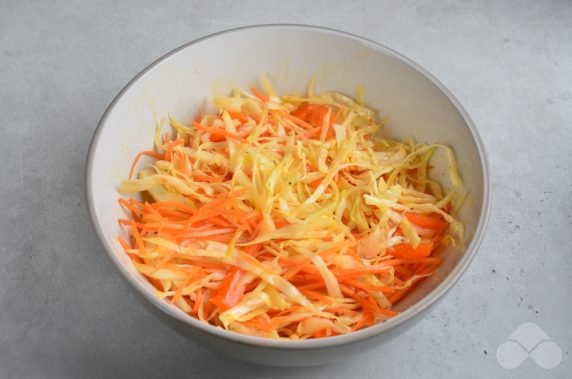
(88, 26, 486, 336)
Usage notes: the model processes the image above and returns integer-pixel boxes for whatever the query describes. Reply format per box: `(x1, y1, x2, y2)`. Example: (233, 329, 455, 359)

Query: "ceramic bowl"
(86, 25, 490, 366)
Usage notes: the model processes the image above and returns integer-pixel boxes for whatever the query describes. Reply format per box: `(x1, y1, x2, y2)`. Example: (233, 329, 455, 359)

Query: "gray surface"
(1, 0, 571, 378)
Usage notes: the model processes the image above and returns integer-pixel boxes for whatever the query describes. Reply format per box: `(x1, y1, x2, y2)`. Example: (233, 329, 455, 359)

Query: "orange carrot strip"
(405, 213, 447, 231)
(210, 267, 245, 311)
(327, 307, 358, 316)
(300, 289, 333, 304)
(130, 220, 146, 254)
(273, 218, 289, 228)
(203, 291, 216, 319)
(192, 288, 203, 315)
(228, 111, 249, 123)
(186, 197, 232, 225)
(128, 151, 164, 179)
(143, 201, 161, 217)
(192, 173, 223, 183)
(117, 236, 132, 251)
(118, 199, 144, 219)
(291, 103, 310, 118)
(280, 112, 314, 130)
(170, 274, 196, 304)
(164, 138, 184, 161)
(342, 278, 395, 294)
(242, 316, 274, 332)
(242, 243, 263, 256)
(341, 285, 398, 319)
(320, 109, 332, 142)
(283, 258, 312, 281)
(151, 201, 195, 215)
(176, 151, 188, 175)
(303, 127, 322, 139)
(332, 257, 442, 279)
(207, 216, 233, 228)
(388, 286, 417, 305)
(250, 86, 269, 102)
(194, 110, 203, 123)
(192, 122, 248, 143)
(297, 281, 326, 291)
(388, 241, 434, 259)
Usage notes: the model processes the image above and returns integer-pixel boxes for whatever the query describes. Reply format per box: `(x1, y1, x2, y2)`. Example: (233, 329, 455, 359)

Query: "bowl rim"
(86, 24, 491, 350)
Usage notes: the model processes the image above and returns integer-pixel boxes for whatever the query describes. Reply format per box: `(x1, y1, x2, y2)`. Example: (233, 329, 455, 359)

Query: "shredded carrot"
(279, 112, 314, 130)
(192, 288, 203, 315)
(128, 151, 164, 179)
(405, 213, 447, 231)
(250, 86, 269, 102)
(164, 138, 184, 161)
(192, 173, 223, 183)
(192, 121, 248, 143)
(228, 111, 249, 123)
(210, 267, 245, 311)
(388, 241, 435, 259)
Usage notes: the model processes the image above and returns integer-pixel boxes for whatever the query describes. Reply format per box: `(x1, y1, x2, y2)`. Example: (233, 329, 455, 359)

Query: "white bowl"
(86, 25, 490, 366)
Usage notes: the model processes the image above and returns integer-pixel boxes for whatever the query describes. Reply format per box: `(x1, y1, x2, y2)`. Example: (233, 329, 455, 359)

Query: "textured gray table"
(1, 1, 571, 378)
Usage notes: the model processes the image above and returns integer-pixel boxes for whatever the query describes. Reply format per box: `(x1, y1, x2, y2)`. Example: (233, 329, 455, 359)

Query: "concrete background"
(1, 0, 571, 377)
